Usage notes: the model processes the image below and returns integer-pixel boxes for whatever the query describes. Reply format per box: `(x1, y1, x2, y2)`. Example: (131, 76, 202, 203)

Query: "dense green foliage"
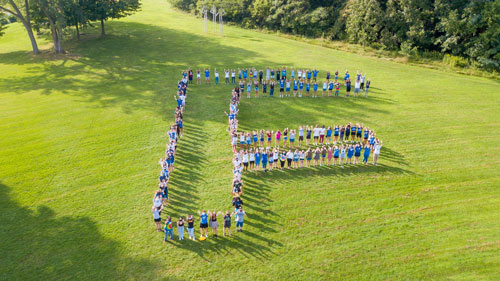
(170, 0, 500, 70)
(1, 0, 500, 279)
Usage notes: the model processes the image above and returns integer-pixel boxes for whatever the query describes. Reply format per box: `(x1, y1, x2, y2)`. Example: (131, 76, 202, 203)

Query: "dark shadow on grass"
(0, 182, 160, 280)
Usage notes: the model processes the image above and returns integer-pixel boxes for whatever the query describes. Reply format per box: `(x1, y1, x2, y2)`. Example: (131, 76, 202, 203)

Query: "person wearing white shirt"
(313, 125, 320, 145)
(373, 140, 382, 165)
(225, 69, 230, 84)
(231, 69, 236, 84)
(354, 80, 361, 97)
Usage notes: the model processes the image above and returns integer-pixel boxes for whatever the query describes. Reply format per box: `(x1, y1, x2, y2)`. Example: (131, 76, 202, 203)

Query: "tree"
(90, 0, 140, 36)
(0, 0, 40, 54)
(31, 0, 66, 53)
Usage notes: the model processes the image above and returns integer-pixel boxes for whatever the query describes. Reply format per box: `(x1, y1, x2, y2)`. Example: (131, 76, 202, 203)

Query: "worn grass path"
(1, 0, 500, 280)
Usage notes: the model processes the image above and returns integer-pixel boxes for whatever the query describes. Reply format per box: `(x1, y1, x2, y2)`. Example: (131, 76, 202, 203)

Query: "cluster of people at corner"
(182, 67, 371, 98)
(153, 72, 246, 243)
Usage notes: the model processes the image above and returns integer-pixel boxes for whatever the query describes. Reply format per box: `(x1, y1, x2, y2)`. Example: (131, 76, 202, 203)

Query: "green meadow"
(1, 0, 500, 279)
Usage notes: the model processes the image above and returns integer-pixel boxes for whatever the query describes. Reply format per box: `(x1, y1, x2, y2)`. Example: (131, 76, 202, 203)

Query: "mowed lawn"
(1, 0, 500, 279)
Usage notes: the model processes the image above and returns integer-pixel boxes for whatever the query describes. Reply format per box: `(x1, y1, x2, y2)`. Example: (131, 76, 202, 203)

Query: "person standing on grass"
(208, 211, 221, 238)
(153, 205, 162, 232)
(306, 125, 312, 146)
(313, 147, 320, 166)
(313, 125, 320, 145)
(362, 144, 371, 164)
(177, 217, 185, 241)
(322, 80, 327, 97)
(354, 143, 362, 164)
(188, 68, 193, 84)
(255, 148, 261, 171)
(354, 79, 360, 97)
(305, 80, 311, 97)
(270, 80, 275, 97)
(163, 217, 174, 242)
(235, 207, 246, 232)
(261, 149, 268, 171)
(247, 81, 251, 99)
(313, 81, 318, 98)
(346, 78, 351, 97)
(231, 69, 236, 84)
(313, 69, 319, 82)
(344, 70, 350, 83)
(373, 140, 382, 165)
(263, 80, 267, 97)
(254, 80, 259, 97)
(204, 68, 210, 85)
(225, 69, 230, 84)
(197, 69, 201, 85)
(319, 125, 326, 144)
(365, 80, 371, 97)
(198, 210, 209, 238)
(306, 148, 313, 167)
(223, 211, 233, 237)
(285, 79, 291, 97)
(214, 69, 220, 85)
(347, 144, 354, 164)
(280, 150, 286, 169)
(275, 130, 281, 148)
(298, 126, 304, 146)
(187, 215, 195, 240)
(360, 73, 366, 90)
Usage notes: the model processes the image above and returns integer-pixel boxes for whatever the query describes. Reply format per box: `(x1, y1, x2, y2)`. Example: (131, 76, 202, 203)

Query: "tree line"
(169, 0, 500, 71)
(0, 0, 140, 54)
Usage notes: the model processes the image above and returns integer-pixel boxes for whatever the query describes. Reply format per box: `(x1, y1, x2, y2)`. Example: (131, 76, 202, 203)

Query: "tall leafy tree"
(0, 0, 40, 54)
(90, 0, 140, 36)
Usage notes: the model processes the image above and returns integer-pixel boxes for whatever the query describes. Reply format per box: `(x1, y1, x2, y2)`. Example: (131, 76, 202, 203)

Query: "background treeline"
(169, 0, 500, 71)
(1, 0, 140, 54)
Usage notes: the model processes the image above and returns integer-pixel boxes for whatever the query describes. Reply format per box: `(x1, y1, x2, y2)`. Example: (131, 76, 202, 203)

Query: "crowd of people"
(152, 72, 246, 243)
(225, 86, 383, 174)
(181, 67, 371, 98)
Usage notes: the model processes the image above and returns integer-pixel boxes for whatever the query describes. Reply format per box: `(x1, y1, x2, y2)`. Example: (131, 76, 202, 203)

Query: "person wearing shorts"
(204, 68, 210, 85)
(362, 144, 371, 164)
(313, 125, 320, 145)
(196, 69, 201, 85)
(163, 217, 174, 242)
(306, 148, 313, 167)
(347, 144, 354, 164)
(198, 210, 209, 238)
(153, 205, 162, 232)
(235, 208, 245, 232)
(298, 126, 304, 146)
(270, 81, 275, 97)
(305, 81, 310, 97)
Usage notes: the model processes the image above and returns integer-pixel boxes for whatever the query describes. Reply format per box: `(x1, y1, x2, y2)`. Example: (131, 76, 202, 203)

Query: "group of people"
(232, 141, 382, 173)
(153, 72, 247, 243)
(181, 67, 371, 98)
(232, 123, 378, 150)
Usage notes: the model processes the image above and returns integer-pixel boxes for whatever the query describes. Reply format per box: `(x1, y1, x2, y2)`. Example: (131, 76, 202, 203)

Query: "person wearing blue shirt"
(354, 144, 362, 164)
(247, 82, 252, 98)
(291, 69, 295, 79)
(261, 150, 268, 171)
(362, 144, 371, 164)
(293, 79, 298, 97)
(347, 145, 354, 164)
(326, 127, 332, 144)
(198, 210, 209, 238)
(306, 81, 311, 97)
(299, 79, 304, 97)
(363, 128, 370, 145)
(344, 70, 350, 82)
(334, 126, 339, 142)
(306, 70, 312, 81)
(282, 68, 287, 80)
(240, 81, 245, 94)
(328, 81, 334, 96)
(279, 79, 285, 98)
(204, 68, 210, 85)
(313, 69, 319, 81)
(313, 81, 318, 98)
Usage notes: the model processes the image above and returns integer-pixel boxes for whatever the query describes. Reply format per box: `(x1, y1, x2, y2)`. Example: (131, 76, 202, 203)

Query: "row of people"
(152, 74, 186, 239)
(183, 67, 367, 85)
(237, 78, 370, 98)
(232, 142, 382, 172)
(231, 124, 378, 150)
(161, 209, 247, 242)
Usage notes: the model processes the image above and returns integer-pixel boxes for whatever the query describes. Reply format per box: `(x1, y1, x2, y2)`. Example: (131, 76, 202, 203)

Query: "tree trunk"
(46, 14, 63, 54)
(101, 19, 105, 36)
(1, 1, 40, 54)
(76, 22, 80, 40)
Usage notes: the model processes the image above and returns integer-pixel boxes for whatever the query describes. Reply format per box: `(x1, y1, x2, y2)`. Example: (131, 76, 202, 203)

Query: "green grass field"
(1, 0, 500, 280)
